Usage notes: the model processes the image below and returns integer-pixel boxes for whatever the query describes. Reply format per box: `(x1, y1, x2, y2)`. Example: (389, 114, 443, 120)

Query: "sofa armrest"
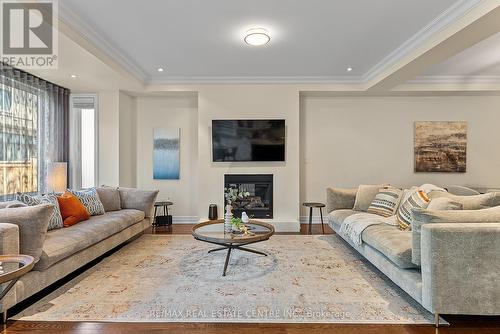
(421, 222, 500, 315)
(326, 187, 357, 213)
(118, 188, 159, 218)
(0, 223, 20, 255)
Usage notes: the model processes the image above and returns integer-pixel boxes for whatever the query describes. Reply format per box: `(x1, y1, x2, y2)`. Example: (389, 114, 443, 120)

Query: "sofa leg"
(434, 313, 439, 328)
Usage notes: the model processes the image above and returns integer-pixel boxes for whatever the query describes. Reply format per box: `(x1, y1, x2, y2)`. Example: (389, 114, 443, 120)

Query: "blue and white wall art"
(153, 128, 180, 179)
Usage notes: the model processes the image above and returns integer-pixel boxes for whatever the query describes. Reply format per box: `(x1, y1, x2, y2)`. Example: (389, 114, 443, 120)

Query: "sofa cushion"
(57, 192, 90, 227)
(326, 188, 357, 214)
(0, 200, 27, 209)
(428, 191, 500, 209)
(17, 192, 64, 230)
(327, 209, 358, 229)
(362, 224, 416, 269)
(353, 184, 389, 212)
(35, 209, 145, 270)
(118, 188, 159, 217)
(0, 204, 53, 263)
(397, 189, 430, 231)
(411, 205, 500, 266)
(367, 187, 402, 217)
(68, 188, 105, 216)
(427, 197, 463, 211)
(96, 186, 121, 212)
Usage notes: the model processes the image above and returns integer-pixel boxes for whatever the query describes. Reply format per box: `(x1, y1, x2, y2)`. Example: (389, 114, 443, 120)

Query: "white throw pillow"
(367, 187, 403, 217)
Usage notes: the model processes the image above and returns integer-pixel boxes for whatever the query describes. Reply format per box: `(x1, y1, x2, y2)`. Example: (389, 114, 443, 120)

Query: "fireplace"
(224, 174, 273, 219)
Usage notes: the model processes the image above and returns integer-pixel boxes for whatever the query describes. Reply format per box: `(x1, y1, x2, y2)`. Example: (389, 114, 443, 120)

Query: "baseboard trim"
(171, 216, 199, 224)
(166, 217, 301, 232)
(300, 216, 328, 224)
(190, 217, 300, 232)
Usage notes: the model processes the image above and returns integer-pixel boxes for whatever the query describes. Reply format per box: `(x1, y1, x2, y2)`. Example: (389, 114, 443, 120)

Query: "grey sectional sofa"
(0, 187, 158, 319)
(326, 187, 500, 323)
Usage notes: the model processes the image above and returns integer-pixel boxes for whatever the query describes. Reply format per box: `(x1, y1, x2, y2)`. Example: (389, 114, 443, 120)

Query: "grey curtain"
(0, 63, 70, 200)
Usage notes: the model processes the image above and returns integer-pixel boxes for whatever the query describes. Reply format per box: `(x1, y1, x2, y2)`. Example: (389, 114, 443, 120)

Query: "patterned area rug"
(15, 235, 436, 323)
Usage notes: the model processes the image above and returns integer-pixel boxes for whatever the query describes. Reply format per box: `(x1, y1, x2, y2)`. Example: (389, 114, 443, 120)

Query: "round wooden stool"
(302, 202, 326, 234)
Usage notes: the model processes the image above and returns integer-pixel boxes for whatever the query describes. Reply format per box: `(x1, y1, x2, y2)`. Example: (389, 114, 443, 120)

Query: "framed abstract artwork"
(153, 128, 180, 179)
(414, 121, 467, 173)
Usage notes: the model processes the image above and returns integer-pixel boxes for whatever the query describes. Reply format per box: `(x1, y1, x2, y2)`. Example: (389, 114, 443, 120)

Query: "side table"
(0, 254, 35, 322)
(302, 202, 326, 235)
(153, 201, 173, 227)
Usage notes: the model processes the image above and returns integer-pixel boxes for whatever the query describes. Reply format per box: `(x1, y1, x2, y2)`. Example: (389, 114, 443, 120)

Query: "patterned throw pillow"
(396, 189, 430, 231)
(367, 187, 403, 217)
(68, 188, 105, 216)
(17, 193, 64, 230)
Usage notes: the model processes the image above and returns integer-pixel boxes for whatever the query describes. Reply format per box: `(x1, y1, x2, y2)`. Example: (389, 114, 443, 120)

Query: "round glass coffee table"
(0, 254, 35, 322)
(192, 220, 275, 276)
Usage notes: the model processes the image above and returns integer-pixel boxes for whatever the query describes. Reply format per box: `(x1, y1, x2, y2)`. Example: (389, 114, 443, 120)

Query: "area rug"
(14, 234, 437, 324)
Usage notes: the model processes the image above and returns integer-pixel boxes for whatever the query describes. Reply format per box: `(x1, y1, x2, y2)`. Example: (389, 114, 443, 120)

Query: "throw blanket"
(339, 213, 395, 246)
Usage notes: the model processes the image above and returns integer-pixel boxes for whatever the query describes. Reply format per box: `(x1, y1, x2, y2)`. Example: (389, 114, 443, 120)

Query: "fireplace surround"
(224, 174, 273, 219)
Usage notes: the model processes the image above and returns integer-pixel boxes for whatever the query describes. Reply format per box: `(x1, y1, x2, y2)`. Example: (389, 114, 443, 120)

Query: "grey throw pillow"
(0, 204, 53, 262)
(17, 193, 64, 230)
(428, 191, 500, 210)
(326, 187, 357, 213)
(427, 197, 463, 211)
(118, 187, 159, 218)
(96, 186, 121, 212)
(68, 188, 105, 216)
(353, 184, 389, 212)
(411, 205, 500, 266)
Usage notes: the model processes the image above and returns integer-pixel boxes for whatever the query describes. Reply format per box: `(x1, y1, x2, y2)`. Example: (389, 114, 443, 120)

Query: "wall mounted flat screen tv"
(212, 119, 285, 162)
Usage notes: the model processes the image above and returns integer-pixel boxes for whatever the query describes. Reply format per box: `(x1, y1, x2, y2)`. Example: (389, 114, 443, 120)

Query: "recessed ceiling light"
(70, 74, 77, 78)
(157, 68, 164, 72)
(346, 67, 353, 72)
(244, 28, 270, 46)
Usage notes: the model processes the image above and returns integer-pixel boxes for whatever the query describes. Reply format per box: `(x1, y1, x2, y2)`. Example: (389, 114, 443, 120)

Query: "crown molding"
(408, 75, 500, 84)
(58, 2, 149, 83)
(362, 0, 483, 84)
(147, 75, 365, 85)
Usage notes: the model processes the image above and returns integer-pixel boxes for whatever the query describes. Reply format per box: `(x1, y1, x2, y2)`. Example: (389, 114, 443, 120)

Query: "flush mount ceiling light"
(70, 74, 77, 78)
(346, 67, 353, 72)
(157, 67, 164, 72)
(244, 28, 270, 46)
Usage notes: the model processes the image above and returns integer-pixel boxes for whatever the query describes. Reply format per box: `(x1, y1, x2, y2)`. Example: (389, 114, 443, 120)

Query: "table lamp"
(47, 162, 67, 193)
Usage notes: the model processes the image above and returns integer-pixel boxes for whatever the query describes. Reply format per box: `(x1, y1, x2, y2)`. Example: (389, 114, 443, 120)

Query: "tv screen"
(212, 119, 285, 162)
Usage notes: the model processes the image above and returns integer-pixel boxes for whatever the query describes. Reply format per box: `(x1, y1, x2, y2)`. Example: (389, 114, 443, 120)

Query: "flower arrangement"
(224, 186, 250, 205)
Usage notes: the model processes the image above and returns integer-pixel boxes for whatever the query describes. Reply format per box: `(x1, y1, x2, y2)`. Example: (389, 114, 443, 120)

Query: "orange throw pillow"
(57, 192, 90, 227)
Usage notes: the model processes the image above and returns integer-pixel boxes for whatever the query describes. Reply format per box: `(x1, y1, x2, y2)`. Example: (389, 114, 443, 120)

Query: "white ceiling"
(420, 31, 500, 78)
(59, 0, 470, 84)
(29, 32, 142, 92)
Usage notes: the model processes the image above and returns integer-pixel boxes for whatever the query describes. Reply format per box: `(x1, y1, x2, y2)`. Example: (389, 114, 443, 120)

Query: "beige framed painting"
(414, 121, 467, 173)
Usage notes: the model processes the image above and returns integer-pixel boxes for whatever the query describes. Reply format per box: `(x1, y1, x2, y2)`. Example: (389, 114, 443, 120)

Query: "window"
(69, 95, 98, 189)
(80, 107, 95, 188)
(0, 86, 39, 197)
(0, 65, 70, 200)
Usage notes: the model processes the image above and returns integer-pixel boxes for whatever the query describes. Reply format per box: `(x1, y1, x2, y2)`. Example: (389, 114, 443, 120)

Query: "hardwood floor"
(2, 223, 499, 334)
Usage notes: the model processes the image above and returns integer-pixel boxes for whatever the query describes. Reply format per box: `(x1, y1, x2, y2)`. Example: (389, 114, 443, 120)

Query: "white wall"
(300, 95, 500, 215)
(135, 95, 198, 220)
(109, 89, 500, 225)
(98, 90, 120, 186)
(197, 85, 300, 231)
(119, 92, 137, 187)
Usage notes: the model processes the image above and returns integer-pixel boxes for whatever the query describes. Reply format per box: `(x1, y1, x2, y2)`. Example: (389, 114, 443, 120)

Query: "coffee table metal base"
(197, 239, 268, 276)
